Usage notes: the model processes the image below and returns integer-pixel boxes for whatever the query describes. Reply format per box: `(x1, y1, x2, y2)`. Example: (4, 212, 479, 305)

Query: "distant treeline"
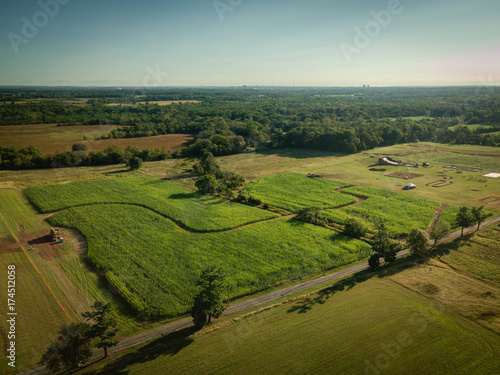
(0, 144, 170, 170)
(0, 87, 499, 169)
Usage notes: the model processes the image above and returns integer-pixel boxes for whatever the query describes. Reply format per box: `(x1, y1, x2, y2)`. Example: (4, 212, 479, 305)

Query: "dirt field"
(0, 124, 194, 155)
(386, 171, 424, 180)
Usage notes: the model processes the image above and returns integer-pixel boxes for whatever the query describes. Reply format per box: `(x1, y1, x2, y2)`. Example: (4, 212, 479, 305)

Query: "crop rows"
(25, 177, 277, 231)
(242, 172, 356, 212)
(322, 186, 443, 237)
(49, 204, 371, 317)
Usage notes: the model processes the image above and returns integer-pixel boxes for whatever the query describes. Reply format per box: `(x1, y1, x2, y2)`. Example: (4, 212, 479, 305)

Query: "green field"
(25, 177, 278, 232)
(436, 224, 500, 287)
(241, 172, 356, 212)
(49, 204, 370, 317)
(322, 185, 450, 237)
(0, 191, 72, 374)
(77, 276, 500, 375)
(0, 189, 44, 238)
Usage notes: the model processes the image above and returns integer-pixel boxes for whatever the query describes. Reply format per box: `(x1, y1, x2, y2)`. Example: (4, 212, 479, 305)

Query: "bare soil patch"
(385, 171, 423, 180)
(21, 231, 63, 261)
(478, 195, 500, 207)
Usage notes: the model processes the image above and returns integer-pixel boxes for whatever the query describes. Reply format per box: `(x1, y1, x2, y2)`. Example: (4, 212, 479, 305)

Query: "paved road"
(435, 215, 500, 245)
(19, 216, 499, 375)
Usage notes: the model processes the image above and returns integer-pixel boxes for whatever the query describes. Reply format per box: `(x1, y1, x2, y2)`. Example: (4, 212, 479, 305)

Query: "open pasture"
(25, 177, 277, 231)
(49, 204, 371, 317)
(241, 172, 356, 212)
(78, 276, 500, 375)
(0, 124, 193, 155)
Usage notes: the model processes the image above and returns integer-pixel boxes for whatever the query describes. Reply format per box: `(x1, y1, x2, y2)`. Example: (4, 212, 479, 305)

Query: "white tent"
(404, 183, 416, 189)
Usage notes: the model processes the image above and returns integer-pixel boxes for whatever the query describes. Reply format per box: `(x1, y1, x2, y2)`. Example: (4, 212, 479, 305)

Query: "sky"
(0, 0, 498, 87)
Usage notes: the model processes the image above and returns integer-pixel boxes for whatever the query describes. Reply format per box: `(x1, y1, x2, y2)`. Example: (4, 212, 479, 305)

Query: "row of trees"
(0, 144, 169, 170)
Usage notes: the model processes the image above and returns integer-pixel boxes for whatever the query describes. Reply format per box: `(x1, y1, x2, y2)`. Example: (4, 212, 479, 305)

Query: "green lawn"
(49, 204, 370, 318)
(241, 172, 356, 212)
(77, 277, 500, 375)
(25, 177, 278, 232)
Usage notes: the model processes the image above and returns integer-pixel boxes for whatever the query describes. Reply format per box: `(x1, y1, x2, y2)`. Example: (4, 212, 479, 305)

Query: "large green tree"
(455, 206, 474, 236)
(471, 205, 489, 231)
(407, 228, 428, 255)
(82, 301, 118, 358)
(371, 220, 389, 254)
(191, 266, 227, 329)
(430, 219, 450, 246)
(40, 323, 92, 372)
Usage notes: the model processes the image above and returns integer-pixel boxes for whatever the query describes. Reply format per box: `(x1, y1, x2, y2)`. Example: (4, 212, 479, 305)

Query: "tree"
(371, 220, 389, 254)
(194, 151, 220, 175)
(344, 218, 368, 238)
(195, 174, 220, 194)
(368, 254, 380, 269)
(407, 228, 428, 255)
(191, 266, 227, 329)
(471, 205, 489, 231)
(383, 242, 403, 263)
(296, 207, 327, 226)
(455, 206, 474, 236)
(40, 322, 92, 372)
(430, 219, 450, 246)
(82, 301, 118, 358)
(128, 156, 142, 170)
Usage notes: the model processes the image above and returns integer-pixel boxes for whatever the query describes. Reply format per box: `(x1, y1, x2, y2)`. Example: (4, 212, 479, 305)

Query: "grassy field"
(0, 124, 193, 155)
(0, 191, 73, 374)
(76, 275, 500, 375)
(25, 177, 278, 232)
(322, 185, 444, 236)
(217, 146, 500, 216)
(241, 172, 356, 212)
(434, 224, 500, 287)
(49, 203, 370, 317)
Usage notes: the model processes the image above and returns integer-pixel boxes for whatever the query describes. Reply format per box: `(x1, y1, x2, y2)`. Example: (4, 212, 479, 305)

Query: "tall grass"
(242, 172, 356, 212)
(49, 204, 371, 318)
(25, 177, 277, 231)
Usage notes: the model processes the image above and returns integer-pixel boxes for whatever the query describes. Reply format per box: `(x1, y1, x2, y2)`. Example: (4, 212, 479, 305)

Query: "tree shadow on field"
(169, 192, 199, 200)
(286, 256, 422, 314)
(74, 326, 196, 374)
(429, 233, 473, 258)
(105, 170, 131, 175)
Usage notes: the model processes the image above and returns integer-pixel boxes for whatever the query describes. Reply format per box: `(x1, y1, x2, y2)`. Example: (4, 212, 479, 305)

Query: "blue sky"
(0, 0, 498, 86)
